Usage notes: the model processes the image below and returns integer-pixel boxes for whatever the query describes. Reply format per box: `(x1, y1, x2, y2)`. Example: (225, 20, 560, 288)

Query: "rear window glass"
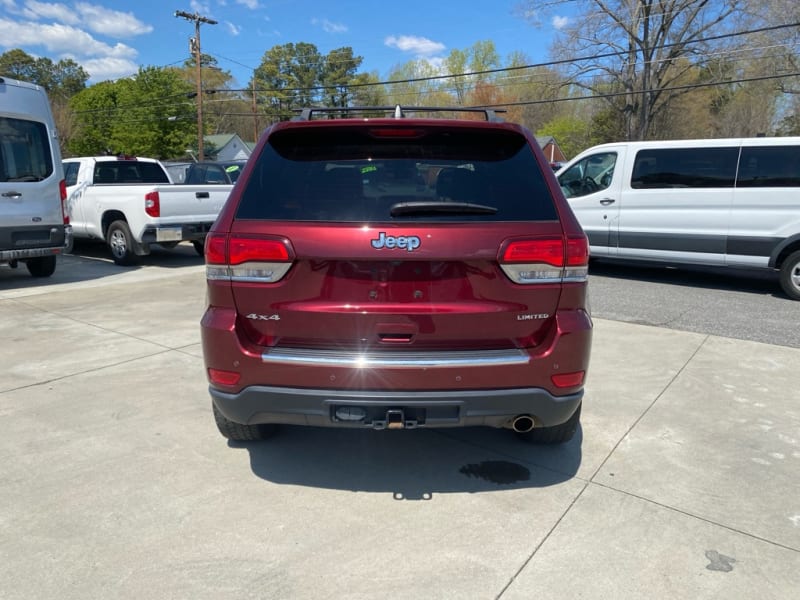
(236, 126, 557, 222)
(631, 147, 738, 189)
(93, 160, 170, 184)
(0, 116, 53, 182)
(737, 146, 800, 187)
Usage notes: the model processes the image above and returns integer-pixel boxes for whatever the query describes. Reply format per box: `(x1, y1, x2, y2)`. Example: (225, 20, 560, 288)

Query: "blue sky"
(0, 0, 573, 86)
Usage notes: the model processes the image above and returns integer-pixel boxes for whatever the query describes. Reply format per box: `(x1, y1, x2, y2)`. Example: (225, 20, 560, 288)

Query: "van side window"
(737, 146, 800, 187)
(0, 116, 53, 182)
(558, 152, 617, 198)
(631, 148, 738, 189)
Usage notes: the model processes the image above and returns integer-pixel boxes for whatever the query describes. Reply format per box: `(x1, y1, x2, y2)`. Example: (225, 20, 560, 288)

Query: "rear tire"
(516, 403, 581, 445)
(779, 250, 800, 300)
(192, 240, 205, 257)
(25, 255, 57, 277)
(212, 403, 278, 441)
(106, 220, 139, 266)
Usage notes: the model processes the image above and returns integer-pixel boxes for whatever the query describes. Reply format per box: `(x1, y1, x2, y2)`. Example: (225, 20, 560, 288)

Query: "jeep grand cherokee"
(201, 106, 592, 444)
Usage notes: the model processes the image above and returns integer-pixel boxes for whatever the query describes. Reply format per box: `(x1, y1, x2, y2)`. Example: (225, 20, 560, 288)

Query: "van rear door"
(0, 79, 66, 258)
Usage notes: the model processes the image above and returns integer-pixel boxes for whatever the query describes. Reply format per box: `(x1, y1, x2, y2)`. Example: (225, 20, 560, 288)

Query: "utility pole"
(252, 78, 259, 145)
(174, 10, 217, 160)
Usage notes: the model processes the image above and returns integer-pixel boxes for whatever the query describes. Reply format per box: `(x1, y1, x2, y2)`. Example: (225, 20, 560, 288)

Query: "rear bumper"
(141, 222, 213, 244)
(0, 224, 68, 261)
(211, 385, 583, 429)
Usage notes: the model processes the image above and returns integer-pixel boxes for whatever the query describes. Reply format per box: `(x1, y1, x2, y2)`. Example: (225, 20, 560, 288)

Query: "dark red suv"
(201, 107, 592, 444)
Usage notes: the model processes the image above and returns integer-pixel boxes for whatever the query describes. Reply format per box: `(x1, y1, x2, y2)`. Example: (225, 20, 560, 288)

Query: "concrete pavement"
(1, 252, 798, 599)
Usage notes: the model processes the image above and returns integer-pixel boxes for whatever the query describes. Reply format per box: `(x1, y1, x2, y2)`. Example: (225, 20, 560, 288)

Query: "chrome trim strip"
(261, 348, 530, 368)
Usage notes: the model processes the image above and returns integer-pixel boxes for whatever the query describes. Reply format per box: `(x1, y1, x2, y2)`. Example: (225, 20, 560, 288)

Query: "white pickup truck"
(62, 156, 232, 265)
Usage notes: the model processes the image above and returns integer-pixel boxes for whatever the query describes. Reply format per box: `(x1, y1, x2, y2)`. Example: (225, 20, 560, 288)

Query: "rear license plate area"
(156, 227, 182, 242)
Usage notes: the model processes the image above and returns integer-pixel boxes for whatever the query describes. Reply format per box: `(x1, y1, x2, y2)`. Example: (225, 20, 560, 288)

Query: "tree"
(385, 59, 453, 108)
(520, 0, 747, 140)
(537, 115, 596, 160)
(320, 47, 364, 107)
(174, 54, 250, 139)
(69, 67, 195, 159)
(251, 43, 365, 121)
(1, 49, 89, 153)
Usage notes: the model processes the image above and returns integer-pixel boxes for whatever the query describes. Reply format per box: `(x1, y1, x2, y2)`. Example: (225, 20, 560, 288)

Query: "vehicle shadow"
(0, 240, 204, 290)
(589, 258, 784, 298)
(236, 425, 583, 498)
(68, 239, 204, 267)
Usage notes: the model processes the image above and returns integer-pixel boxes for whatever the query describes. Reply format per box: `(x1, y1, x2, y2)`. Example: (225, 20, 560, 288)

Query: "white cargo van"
(0, 76, 69, 278)
(557, 137, 800, 299)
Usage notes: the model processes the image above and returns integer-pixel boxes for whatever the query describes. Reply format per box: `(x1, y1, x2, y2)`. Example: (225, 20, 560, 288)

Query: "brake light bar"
(206, 233, 294, 282)
(59, 179, 69, 224)
(499, 236, 589, 284)
(368, 127, 427, 138)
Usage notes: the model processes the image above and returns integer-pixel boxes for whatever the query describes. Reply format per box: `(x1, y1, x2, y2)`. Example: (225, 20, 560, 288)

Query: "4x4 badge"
(371, 232, 421, 252)
(245, 313, 280, 321)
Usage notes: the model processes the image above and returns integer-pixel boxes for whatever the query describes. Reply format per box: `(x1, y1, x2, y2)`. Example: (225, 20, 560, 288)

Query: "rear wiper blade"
(389, 201, 498, 217)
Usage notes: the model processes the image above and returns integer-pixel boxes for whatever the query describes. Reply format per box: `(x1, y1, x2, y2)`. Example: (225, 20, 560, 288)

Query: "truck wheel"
(107, 220, 139, 266)
(779, 250, 800, 300)
(516, 403, 581, 445)
(213, 403, 278, 441)
(25, 256, 57, 277)
(192, 240, 205, 257)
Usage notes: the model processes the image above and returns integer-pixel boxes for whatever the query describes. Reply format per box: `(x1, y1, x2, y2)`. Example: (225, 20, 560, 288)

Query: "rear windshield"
(0, 116, 53, 182)
(236, 126, 557, 222)
(93, 160, 170, 184)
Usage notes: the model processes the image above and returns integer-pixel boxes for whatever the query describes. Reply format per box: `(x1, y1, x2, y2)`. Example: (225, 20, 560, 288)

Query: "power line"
(67, 21, 800, 120)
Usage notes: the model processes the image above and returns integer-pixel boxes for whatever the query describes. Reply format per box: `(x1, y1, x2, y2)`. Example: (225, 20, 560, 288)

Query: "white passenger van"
(0, 76, 69, 278)
(557, 137, 800, 299)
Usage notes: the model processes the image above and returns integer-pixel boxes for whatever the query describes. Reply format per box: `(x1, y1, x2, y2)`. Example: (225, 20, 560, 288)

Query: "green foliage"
(68, 66, 195, 159)
(0, 48, 88, 98)
(251, 43, 363, 119)
(537, 115, 595, 160)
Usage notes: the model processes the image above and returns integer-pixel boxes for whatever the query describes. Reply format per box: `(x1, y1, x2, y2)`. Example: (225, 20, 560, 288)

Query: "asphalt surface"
(1, 245, 799, 599)
(588, 259, 800, 349)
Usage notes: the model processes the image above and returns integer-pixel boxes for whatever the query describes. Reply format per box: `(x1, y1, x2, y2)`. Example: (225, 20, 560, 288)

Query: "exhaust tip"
(511, 415, 535, 433)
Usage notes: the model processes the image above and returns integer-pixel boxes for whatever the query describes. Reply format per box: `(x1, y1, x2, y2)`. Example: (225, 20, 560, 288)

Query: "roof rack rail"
(292, 105, 507, 123)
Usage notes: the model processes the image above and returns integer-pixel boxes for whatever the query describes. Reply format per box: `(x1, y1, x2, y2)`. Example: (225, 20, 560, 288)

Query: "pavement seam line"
(589, 479, 800, 554)
(0, 347, 176, 395)
(588, 333, 711, 482)
(495, 481, 591, 600)
(5, 295, 186, 352)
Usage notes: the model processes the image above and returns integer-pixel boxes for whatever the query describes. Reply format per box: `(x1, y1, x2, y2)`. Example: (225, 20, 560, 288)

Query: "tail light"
(552, 371, 585, 388)
(499, 235, 589, 284)
(59, 179, 69, 224)
(145, 191, 160, 217)
(208, 368, 241, 386)
(205, 232, 294, 282)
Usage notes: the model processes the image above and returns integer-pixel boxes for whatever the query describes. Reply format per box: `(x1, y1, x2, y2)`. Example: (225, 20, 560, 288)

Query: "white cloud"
(311, 17, 347, 34)
(384, 35, 445, 56)
(236, 0, 260, 8)
(225, 21, 241, 36)
(0, 18, 137, 58)
(74, 2, 152, 37)
(80, 56, 140, 81)
(189, 1, 211, 13)
(552, 15, 569, 30)
(0, 17, 139, 81)
(21, 1, 80, 24)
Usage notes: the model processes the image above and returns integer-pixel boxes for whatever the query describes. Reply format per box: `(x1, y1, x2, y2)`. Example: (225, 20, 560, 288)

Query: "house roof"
(205, 134, 237, 148)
